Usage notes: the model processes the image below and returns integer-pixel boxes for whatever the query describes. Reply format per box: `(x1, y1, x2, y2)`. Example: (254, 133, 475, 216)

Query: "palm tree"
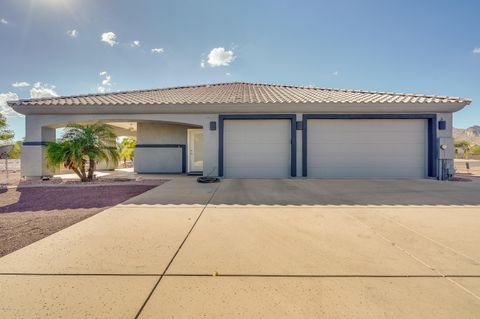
(454, 140, 472, 159)
(118, 137, 136, 168)
(46, 123, 119, 182)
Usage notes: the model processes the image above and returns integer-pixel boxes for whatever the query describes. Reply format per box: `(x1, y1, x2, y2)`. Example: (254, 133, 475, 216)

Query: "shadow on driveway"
(208, 179, 480, 206)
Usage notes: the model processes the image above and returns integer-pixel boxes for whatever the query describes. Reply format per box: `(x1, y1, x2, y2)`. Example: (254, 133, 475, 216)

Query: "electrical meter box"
(437, 137, 454, 160)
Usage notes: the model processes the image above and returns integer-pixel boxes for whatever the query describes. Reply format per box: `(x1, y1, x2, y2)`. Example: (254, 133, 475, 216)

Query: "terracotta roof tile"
(8, 82, 471, 107)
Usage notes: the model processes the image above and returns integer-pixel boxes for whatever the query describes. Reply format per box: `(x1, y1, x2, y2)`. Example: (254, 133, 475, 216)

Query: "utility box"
(437, 137, 453, 160)
(437, 137, 454, 180)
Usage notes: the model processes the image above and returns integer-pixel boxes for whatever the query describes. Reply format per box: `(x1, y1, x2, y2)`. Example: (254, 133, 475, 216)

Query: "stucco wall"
(134, 122, 189, 173)
(436, 112, 454, 177)
(136, 122, 188, 144)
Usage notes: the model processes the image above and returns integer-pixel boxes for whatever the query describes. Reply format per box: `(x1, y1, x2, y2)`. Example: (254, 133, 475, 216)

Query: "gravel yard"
(0, 183, 165, 257)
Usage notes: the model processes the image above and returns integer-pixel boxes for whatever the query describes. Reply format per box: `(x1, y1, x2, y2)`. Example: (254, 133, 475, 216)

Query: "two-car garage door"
(221, 117, 428, 179)
(307, 119, 427, 178)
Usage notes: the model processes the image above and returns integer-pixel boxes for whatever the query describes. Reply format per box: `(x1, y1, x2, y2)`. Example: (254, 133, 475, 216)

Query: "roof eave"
(10, 101, 471, 116)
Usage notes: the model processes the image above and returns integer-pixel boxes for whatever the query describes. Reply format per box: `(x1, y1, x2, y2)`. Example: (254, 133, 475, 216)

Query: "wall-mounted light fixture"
(209, 121, 217, 131)
(438, 119, 446, 130)
(296, 121, 303, 130)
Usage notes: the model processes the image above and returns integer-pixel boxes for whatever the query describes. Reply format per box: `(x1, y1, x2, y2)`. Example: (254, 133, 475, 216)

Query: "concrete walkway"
(1, 178, 480, 318)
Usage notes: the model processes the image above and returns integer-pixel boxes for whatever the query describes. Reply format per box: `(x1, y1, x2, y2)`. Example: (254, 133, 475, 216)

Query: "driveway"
(1, 178, 480, 318)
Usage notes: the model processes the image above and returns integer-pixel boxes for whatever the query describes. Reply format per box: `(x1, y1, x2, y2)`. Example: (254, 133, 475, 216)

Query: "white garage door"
(224, 119, 291, 178)
(307, 119, 427, 178)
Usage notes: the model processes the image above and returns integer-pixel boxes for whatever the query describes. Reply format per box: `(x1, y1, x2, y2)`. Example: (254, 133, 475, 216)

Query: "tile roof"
(8, 82, 471, 107)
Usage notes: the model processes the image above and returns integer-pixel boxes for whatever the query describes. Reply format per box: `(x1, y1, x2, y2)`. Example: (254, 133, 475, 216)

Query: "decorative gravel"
(0, 182, 165, 257)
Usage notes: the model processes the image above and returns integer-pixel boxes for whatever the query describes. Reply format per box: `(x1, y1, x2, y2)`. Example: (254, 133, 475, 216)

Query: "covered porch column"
(21, 115, 56, 179)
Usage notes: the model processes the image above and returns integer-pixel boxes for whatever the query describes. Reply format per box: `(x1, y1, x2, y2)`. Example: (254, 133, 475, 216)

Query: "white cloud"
(1, 18, 8, 25)
(12, 82, 30, 88)
(30, 82, 58, 99)
(473, 48, 480, 54)
(131, 40, 140, 47)
(151, 48, 164, 54)
(101, 32, 117, 46)
(332, 71, 339, 76)
(102, 75, 112, 86)
(98, 71, 112, 93)
(67, 29, 78, 38)
(0, 92, 22, 117)
(200, 60, 205, 68)
(225, 72, 231, 76)
(207, 47, 235, 67)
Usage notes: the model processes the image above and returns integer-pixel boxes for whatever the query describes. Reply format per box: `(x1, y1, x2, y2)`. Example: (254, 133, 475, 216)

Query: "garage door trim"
(219, 114, 297, 177)
(302, 114, 437, 178)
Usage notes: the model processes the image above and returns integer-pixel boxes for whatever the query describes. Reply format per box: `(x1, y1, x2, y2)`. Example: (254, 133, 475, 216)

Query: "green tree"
(8, 140, 22, 159)
(46, 123, 119, 182)
(118, 137, 136, 167)
(454, 140, 472, 159)
(0, 113, 14, 144)
(471, 144, 480, 156)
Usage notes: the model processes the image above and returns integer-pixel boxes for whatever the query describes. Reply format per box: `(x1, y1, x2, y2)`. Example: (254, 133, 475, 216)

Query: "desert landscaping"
(0, 165, 167, 257)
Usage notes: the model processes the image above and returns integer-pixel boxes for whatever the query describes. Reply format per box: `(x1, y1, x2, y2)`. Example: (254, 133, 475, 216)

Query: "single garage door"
(223, 119, 291, 178)
(307, 119, 427, 178)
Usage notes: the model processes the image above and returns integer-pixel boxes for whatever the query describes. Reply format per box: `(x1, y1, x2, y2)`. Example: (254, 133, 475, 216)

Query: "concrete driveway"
(1, 178, 480, 318)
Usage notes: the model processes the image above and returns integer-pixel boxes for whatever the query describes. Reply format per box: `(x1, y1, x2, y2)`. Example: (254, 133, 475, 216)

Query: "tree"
(118, 137, 136, 167)
(454, 140, 472, 159)
(471, 145, 480, 156)
(8, 140, 22, 159)
(46, 123, 119, 182)
(0, 113, 14, 144)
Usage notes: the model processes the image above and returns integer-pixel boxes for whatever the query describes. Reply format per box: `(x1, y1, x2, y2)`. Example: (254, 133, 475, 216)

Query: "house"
(9, 82, 471, 180)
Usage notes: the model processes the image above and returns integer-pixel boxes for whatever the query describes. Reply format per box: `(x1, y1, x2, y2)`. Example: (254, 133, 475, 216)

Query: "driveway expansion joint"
(133, 182, 222, 319)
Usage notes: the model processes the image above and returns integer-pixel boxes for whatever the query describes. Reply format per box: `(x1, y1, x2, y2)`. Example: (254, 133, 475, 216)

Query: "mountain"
(453, 125, 480, 145)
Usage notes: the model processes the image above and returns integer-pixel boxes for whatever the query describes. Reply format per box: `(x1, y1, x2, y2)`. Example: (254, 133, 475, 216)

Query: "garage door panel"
(225, 121, 289, 143)
(307, 119, 427, 178)
(309, 166, 426, 179)
(309, 133, 425, 144)
(224, 149, 289, 167)
(309, 120, 425, 133)
(309, 143, 425, 157)
(308, 155, 425, 168)
(224, 119, 291, 178)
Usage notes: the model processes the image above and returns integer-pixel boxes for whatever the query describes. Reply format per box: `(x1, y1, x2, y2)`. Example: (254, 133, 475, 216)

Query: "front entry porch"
(21, 113, 217, 180)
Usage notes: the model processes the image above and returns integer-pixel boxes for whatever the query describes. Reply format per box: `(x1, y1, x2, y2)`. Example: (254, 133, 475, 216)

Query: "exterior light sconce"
(438, 119, 446, 130)
(209, 121, 217, 131)
(296, 121, 303, 130)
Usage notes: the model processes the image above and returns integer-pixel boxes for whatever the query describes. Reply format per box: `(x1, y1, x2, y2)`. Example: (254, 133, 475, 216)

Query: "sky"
(0, 0, 479, 140)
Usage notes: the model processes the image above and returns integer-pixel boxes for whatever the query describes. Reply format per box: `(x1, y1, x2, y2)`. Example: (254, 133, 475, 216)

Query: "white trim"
(187, 128, 204, 172)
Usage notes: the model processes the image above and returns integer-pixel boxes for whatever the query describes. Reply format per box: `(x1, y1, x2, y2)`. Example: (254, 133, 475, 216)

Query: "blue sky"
(0, 0, 479, 139)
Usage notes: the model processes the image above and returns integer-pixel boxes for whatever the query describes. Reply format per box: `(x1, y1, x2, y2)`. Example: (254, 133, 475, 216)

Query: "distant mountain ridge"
(453, 125, 480, 145)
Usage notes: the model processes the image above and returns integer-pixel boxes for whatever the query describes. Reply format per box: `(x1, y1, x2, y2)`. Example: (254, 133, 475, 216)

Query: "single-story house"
(8, 82, 471, 180)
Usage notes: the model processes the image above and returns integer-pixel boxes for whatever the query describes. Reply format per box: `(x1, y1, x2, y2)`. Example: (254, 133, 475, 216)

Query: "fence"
(0, 159, 21, 171)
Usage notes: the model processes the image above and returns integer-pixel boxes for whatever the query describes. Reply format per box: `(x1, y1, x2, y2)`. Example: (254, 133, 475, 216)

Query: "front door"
(188, 129, 204, 172)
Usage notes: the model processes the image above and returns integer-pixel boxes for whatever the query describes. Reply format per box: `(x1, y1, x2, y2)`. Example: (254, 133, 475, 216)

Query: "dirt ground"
(0, 170, 21, 187)
(0, 184, 163, 257)
(454, 159, 480, 176)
